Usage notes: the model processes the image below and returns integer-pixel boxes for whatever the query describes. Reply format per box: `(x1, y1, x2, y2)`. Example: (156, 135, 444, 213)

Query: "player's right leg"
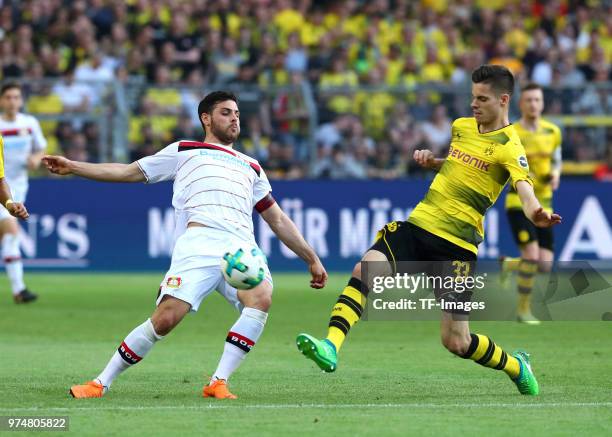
(0, 215, 36, 303)
(297, 251, 388, 372)
(297, 222, 398, 372)
(498, 255, 520, 288)
(69, 229, 207, 399)
(70, 295, 190, 398)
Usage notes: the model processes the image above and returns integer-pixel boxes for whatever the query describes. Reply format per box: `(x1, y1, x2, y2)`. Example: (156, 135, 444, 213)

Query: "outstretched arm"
(516, 180, 562, 228)
(42, 155, 145, 183)
(260, 202, 328, 289)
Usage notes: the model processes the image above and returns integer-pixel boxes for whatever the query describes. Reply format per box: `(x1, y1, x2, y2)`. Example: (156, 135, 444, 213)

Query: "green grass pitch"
(0, 273, 611, 436)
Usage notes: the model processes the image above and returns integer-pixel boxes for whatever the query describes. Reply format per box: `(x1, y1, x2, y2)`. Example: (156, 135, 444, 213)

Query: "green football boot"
(296, 333, 337, 372)
(511, 350, 540, 395)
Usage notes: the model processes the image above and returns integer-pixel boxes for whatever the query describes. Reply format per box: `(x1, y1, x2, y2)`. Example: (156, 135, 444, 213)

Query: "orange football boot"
(70, 380, 105, 398)
(202, 379, 237, 399)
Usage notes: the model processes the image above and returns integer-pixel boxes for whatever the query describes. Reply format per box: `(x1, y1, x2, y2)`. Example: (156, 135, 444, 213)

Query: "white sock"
(96, 318, 163, 389)
(3, 234, 25, 295)
(211, 307, 268, 383)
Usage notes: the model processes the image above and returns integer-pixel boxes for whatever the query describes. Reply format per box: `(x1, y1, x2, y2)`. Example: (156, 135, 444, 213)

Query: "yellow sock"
(462, 334, 520, 379)
(503, 256, 521, 272)
(518, 293, 532, 314)
(326, 277, 367, 351)
(517, 259, 538, 314)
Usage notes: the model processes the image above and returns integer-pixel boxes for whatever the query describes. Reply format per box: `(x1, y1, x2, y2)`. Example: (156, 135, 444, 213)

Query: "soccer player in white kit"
(43, 91, 328, 399)
(0, 83, 47, 304)
(0, 134, 30, 242)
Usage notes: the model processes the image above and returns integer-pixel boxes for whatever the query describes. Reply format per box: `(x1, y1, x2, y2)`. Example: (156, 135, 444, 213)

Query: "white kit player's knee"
(2, 232, 21, 260)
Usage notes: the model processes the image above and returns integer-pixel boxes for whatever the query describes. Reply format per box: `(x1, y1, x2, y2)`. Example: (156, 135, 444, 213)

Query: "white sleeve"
(30, 117, 47, 152)
(253, 167, 273, 210)
(136, 143, 178, 183)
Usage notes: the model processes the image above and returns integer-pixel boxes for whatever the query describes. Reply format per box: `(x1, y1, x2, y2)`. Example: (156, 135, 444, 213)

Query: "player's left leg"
(516, 242, 540, 324)
(499, 209, 525, 287)
(504, 210, 541, 323)
(440, 314, 539, 395)
(204, 279, 272, 399)
(70, 295, 190, 398)
(0, 216, 36, 303)
(538, 248, 553, 273)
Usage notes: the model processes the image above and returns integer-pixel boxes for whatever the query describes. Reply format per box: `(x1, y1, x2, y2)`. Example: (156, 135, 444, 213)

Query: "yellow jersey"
(0, 134, 4, 178)
(409, 117, 532, 254)
(505, 119, 561, 212)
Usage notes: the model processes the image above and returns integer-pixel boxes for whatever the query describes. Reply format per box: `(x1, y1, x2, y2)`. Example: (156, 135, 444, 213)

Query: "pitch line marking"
(2, 402, 612, 413)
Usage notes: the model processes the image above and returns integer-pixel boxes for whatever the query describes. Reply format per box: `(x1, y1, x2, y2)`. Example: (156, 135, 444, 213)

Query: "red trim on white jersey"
(177, 141, 262, 176)
(255, 193, 276, 213)
(0, 128, 32, 136)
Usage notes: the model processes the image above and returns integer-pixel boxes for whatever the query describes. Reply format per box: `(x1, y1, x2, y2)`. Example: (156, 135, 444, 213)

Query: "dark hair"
(197, 91, 238, 133)
(471, 65, 515, 96)
(1, 82, 22, 96)
(521, 82, 543, 93)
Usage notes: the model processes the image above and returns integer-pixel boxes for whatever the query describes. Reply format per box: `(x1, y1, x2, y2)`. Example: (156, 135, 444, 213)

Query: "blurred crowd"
(0, 0, 610, 177)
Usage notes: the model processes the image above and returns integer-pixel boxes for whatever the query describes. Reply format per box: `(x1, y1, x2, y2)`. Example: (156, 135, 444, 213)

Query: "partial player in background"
(0, 135, 29, 223)
(500, 83, 562, 324)
(0, 83, 46, 304)
(296, 66, 562, 396)
(44, 91, 327, 399)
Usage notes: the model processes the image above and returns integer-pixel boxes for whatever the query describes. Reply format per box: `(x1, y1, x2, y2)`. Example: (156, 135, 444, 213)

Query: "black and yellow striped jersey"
(408, 117, 532, 254)
(505, 119, 561, 212)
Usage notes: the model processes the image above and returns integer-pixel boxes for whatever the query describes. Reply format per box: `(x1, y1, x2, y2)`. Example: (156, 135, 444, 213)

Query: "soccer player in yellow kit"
(296, 65, 562, 396)
(0, 135, 30, 286)
(501, 83, 562, 324)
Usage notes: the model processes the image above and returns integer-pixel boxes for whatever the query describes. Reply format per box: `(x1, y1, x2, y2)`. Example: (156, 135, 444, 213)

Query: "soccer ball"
(221, 244, 267, 290)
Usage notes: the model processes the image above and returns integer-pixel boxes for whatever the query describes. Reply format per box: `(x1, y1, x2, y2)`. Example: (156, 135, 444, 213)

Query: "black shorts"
(368, 221, 477, 315)
(506, 209, 554, 251)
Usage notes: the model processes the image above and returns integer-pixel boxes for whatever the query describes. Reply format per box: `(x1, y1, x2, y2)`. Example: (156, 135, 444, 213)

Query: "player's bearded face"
(210, 101, 240, 144)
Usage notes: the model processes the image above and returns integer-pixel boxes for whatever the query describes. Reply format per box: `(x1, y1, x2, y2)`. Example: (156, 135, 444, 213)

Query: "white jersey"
(137, 140, 273, 243)
(0, 113, 47, 187)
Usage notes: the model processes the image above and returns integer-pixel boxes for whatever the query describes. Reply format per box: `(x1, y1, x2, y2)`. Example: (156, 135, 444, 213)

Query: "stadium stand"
(0, 0, 610, 177)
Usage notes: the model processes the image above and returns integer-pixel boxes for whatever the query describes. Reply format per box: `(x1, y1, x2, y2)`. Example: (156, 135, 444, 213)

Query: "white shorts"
(156, 226, 272, 312)
(0, 183, 27, 220)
